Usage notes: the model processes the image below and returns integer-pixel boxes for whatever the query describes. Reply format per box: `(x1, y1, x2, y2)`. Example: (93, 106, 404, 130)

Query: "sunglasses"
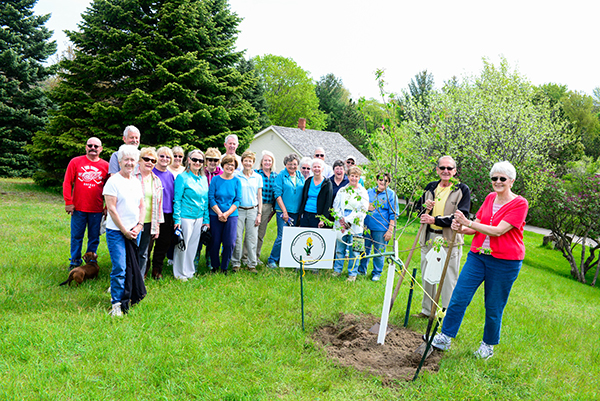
(86, 144, 100, 149)
(301, 167, 311, 170)
(173, 155, 184, 159)
(491, 176, 508, 182)
(159, 154, 171, 159)
(346, 160, 355, 165)
(314, 154, 325, 158)
(142, 157, 157, 164)
(207, 158, 219, 162)
(438, 166, 455, 171)
(190, 157, 204, 163)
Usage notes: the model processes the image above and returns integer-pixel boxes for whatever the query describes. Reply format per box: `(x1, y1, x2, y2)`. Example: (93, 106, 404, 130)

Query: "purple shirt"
(153, 168, 175, 213)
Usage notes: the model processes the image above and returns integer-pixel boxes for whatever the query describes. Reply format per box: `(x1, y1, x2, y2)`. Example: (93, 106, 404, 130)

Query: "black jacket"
(299, 176, 333, 222)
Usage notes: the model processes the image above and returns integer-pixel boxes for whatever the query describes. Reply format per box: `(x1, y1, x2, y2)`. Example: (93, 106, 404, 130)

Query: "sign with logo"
(280, 227, 336, 269)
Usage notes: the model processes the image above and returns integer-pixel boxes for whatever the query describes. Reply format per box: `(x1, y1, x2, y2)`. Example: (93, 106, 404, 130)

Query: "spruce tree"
(30, 0, 260, 187)
(0, 0, 56, 177)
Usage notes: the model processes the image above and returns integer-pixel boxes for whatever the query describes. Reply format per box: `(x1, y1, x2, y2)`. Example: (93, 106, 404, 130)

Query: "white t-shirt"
(103, 173, 144, 231)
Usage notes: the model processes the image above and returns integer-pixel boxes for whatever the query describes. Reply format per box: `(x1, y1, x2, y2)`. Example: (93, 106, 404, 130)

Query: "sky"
(34, 0, 598, 100)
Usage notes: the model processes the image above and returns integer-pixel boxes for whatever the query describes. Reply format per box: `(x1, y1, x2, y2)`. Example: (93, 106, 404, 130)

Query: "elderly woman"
(231, 150, 263, 273)
(103, 145, 145, 316)
(432, 161, 529, 360)
(330, 160, 349, 200)
(267, 153, 305, 268)
(358, 173, 398, 282)
(252, 150, 277, 263)
(208, 155, 242, 274)
(332, 166, 369, 282)
(168, 146, 186, 177)
(134, 147, 164, 278)
(205, 147, 223, 185)
(173, 149, 209, 281)
(299, 158, 332, 228)
(299, 156, 312, 180)
(147, 146, 175, 280)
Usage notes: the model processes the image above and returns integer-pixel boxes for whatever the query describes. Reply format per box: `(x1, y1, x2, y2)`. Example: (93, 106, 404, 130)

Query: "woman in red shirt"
(432, 161, 528, 360)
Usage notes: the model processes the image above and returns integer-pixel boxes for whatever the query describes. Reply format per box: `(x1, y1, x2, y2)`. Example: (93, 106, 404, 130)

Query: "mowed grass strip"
(0, 178, 598, 400)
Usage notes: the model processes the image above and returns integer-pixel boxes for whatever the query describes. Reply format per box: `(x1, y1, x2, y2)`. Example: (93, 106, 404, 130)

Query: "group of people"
(63, 128, 529, 361)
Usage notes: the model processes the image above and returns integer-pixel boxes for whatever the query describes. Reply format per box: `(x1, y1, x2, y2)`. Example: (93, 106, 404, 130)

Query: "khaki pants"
(243, 202, 273, 264)
(420, 231, 462, 316)
(232, 207, 259, 268)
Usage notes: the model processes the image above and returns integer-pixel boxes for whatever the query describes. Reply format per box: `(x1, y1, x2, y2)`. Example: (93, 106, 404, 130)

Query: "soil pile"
(313, 313, 442, 383)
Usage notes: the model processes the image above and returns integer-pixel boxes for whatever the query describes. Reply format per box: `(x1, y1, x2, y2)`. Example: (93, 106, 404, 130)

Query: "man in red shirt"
(63, 137, 110, 269)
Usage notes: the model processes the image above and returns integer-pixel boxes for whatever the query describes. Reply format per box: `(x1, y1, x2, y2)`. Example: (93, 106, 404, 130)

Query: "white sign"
(280, 227, 336, 269)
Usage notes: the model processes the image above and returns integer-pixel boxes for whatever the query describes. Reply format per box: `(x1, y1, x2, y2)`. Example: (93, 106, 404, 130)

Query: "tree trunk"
(592, 260, 600, 287)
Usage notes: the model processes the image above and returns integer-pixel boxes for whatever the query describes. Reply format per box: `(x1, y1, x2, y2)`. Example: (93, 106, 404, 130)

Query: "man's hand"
(65, 205, 75, 215)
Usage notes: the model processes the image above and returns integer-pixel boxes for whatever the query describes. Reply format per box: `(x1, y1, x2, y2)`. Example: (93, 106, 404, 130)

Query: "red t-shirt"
(63, 156, 110, 213)
(471, 192, 529, 260)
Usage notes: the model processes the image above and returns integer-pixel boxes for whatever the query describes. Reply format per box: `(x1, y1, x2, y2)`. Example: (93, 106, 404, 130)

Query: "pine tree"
(30, 0, 260, 187)
(0, 0, 56, 177)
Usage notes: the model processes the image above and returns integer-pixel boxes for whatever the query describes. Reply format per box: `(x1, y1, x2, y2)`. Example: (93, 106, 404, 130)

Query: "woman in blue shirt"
(267, 153, 305, 268)
(208, 155, 242, 274)
(173, 149, 209, 281)
(299, 158, 333, 228)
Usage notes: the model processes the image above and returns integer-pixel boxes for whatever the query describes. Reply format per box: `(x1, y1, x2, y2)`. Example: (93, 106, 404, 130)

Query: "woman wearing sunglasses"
(431, 161, 528, 360)
(168, 146, 186, 177)
(416, 156, 471, 320)
(134, 147, 164, 277)
(172, 150, 209, 281)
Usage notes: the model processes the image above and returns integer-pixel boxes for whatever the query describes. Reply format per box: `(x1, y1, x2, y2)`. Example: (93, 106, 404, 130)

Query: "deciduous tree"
(253, 54, 326, 130)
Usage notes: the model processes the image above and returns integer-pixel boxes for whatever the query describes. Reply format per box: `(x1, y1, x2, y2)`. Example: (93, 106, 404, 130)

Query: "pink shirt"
(471, 192, 529, 260)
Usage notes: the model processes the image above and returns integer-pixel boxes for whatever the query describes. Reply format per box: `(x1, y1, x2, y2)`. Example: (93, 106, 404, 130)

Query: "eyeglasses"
(207, 158, 219, 162)
(142, 157, 157, 164)
(314, 154, 325, 158)
(86, 144, 100, 149)
(491, 176, 508, 182)
(438, 166, 455, 171)
(346, 160, 355, 165)
(173, 155, 184, 159)
(159, 154, 171, 159)
(301, 167, 311, 170)
(190, 157, 204, 163)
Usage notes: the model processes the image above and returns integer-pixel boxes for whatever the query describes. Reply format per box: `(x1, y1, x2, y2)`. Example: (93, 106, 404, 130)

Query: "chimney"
(298, 118, 306, 131)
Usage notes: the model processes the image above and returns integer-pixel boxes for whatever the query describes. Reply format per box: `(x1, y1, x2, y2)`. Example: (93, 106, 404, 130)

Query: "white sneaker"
(431, 332, 452, 351)
(347, 276, 356, 282)
(474, 341, 494, 359)
(109, 302, 122, 317)
(167, 259, 174, 266)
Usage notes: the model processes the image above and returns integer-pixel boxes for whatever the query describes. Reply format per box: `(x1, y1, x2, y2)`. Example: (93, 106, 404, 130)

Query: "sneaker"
(371, 275, 381, 282)
(332, 272, 341, 277)
(267, 262, 278, 269)
(431, 333, 452, 351)
(109, 302, 122, 317)
(248, 268, 258, 274)
(347, 276, 356, 282)
(176, 277, 188, 282)
(167, 259, 174, 266)
(474, 341, 494, 360)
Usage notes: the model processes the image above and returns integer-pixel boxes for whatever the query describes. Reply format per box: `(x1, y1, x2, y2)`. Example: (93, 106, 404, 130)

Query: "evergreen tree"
(236, 58, 270, 129)
(0, 0, 56, 177)
(30, 0, 260, 187)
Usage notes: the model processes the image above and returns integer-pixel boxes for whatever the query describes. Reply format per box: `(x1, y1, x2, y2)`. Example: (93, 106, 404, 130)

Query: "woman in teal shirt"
(173, 149, 209, 281)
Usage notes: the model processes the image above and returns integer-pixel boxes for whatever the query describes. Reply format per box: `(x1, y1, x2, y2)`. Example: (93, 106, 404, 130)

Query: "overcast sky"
(35, 0, 598, 100)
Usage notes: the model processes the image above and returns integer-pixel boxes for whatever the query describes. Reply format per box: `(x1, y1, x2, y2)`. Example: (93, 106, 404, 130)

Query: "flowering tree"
(538, 160, 600, 285)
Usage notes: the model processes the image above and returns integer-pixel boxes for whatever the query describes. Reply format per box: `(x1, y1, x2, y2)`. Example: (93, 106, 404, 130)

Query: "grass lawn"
(1, 178, 598, 400)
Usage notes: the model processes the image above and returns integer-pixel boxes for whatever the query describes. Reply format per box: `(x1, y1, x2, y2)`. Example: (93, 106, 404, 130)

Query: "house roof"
(254, 125, 369, 166)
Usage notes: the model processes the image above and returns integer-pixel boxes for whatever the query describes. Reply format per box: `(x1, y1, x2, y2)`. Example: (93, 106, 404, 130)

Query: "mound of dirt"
(313, 313, 442, 383)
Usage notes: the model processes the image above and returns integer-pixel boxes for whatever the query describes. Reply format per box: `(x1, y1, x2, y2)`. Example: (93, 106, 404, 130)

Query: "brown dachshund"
(59, 252, 100, 286)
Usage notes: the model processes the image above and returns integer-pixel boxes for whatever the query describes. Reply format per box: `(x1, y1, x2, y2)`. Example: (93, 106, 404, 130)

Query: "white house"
(248, 119, 369, 172)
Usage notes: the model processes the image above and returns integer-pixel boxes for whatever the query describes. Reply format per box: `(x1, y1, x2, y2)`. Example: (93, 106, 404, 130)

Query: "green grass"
(1, 178, 599, 400)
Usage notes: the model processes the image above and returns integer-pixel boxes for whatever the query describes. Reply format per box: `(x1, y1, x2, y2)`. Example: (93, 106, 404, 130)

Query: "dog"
(59, 252, 100, 286)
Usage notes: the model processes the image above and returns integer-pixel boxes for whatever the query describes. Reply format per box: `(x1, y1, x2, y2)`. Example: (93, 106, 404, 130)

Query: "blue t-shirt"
(305, 179, 322, 213)
(208, 175, 242, 217)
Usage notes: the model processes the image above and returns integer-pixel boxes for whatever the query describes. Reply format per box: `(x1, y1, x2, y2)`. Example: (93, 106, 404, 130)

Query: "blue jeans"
(441, 251, 522, 345)
(334, 234, 359, 276)
(70, 210, 103, 267)
(268, 212, 298, 265)
(107, 229, 140, 304)
(358, 231, 387, 277)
